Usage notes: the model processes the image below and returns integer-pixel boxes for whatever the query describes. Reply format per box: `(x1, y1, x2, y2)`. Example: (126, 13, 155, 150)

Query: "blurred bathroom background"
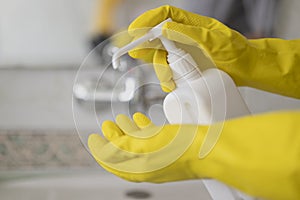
(1, 0, 300, 199)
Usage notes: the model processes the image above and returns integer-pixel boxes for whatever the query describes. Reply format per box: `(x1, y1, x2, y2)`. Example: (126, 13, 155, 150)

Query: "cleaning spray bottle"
(112, 19, 253, 200)
(112, 18, 250, 125)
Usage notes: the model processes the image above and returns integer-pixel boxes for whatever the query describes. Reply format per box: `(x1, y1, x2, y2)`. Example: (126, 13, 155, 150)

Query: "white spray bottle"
(113, 19, 253, 200)
(113, 19, 250, 125)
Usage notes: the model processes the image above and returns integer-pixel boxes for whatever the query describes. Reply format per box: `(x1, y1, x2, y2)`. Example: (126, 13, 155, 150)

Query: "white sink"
(0, 171, 213, 200)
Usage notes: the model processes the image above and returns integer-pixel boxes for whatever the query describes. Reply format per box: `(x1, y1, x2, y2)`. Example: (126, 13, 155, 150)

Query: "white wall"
(0, 0, 182, 68)
(0, 0, 96, 68)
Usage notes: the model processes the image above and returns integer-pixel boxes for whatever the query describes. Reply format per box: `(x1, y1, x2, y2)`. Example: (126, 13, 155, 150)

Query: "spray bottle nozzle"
(112, 18, 173, 70)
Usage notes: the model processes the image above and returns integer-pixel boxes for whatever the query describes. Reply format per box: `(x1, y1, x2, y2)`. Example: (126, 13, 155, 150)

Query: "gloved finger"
(88, 134, 138, 166)
(97, 141, 139, 164)
(128, 40, 175, 93)
(127, 5, 215, 64)
(128, 48, 155, 63)
(88, 133, 108, 163)
(88, 139, 137, 183)
(110, 29, 134, 48)
(153, 49, 176, 92)
(133, 112, 154, 129)
(115, 114, 140, 134)
(127, 6, 198, 66)
(128, 38, 162, 63)
(128, 5, 214, 37)
(102, 120, 124, 141)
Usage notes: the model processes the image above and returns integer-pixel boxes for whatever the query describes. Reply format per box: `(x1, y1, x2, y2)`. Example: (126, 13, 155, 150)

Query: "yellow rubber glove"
(88, 111, 300, 200)
(128, 5, 300, 98)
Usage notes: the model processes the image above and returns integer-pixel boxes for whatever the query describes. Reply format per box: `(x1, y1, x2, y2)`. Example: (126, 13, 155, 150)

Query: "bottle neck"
(174, 68, 202, 86)
(166, 48, 201, 85)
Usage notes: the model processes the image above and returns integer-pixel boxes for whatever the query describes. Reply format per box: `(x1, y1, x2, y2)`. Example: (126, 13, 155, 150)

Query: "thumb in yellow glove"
(88, 111, 300, 200)
(128, 5, 300, 99)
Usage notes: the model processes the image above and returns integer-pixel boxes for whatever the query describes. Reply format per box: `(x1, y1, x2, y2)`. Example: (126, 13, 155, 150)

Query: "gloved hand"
(128, 5, 300, 98)
(88, 112, 211, 183)
(88, 112, 300, 200)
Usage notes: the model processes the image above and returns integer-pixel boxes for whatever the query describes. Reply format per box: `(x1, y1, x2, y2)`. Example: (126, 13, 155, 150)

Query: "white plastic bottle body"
(163, 76, 212, 124)
(163, 68, 250, 125)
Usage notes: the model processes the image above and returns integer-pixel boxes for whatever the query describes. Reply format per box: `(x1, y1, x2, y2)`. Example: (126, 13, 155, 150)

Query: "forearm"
(197, 110, 300, 200)
(227, 38, 300, 98)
